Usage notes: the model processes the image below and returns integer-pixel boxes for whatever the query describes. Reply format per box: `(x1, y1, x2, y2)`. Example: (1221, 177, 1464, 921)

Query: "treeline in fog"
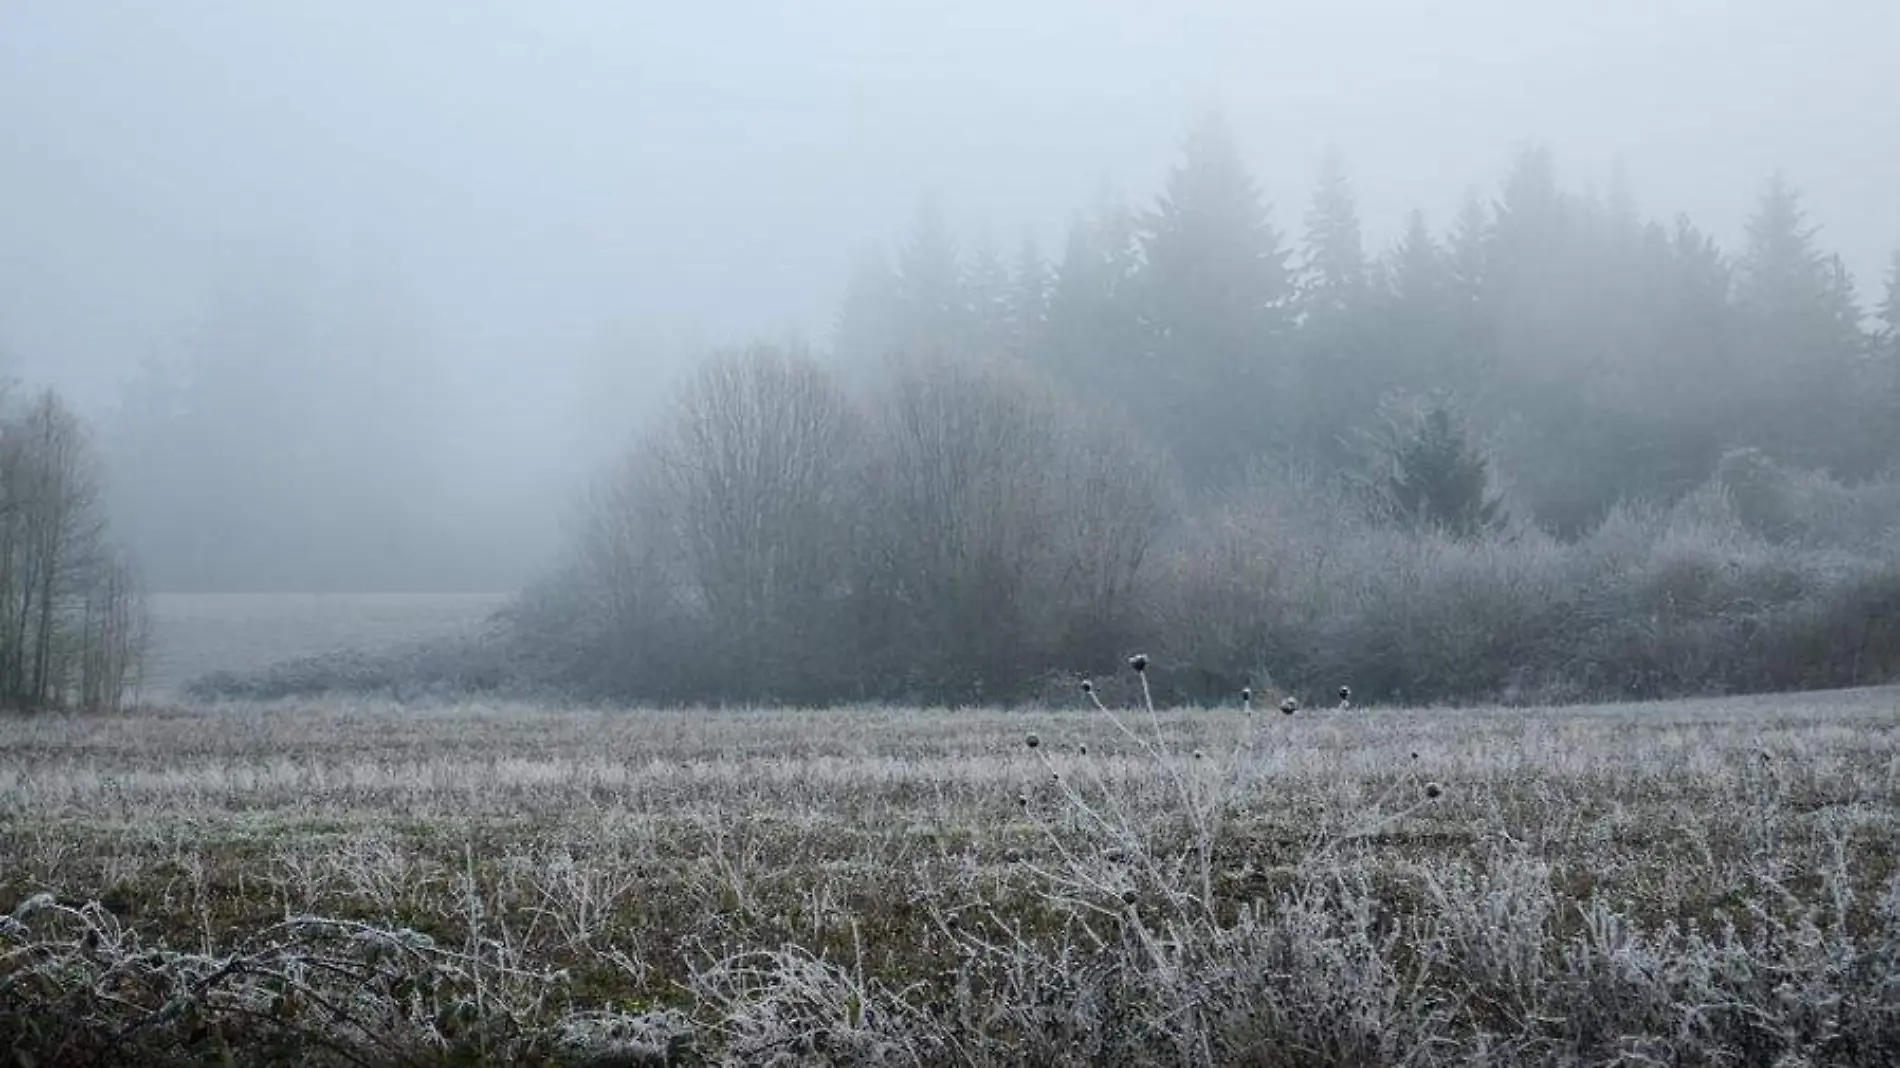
(834, 124, 1894, 525)
(473, 120, 1900, 707)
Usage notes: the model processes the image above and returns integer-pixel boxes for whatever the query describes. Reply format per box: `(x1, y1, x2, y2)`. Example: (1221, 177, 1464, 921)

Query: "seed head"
(1025, 733, 1040, 750)
(1121, 888, 1138, 906)
(1279, 696, 1299, 715)
(1078, 743, 1088, 756)
(1016, 793, 1028, 808)
(1128, 653, 1148, 673)
(944, 913, 960, 929)
(1193, 749, 1205, 761)
(1080, 678, 1093, 694)
(1240, 686, 1252, 705)
(1424, 781, 1444, 800)
(1338, 685, 1351, 700)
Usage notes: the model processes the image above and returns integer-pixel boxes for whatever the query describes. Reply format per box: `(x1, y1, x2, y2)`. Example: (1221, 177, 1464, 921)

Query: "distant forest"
(832, 120, 1897, 528)
(99, 118, 1900, 600)
(461, 117, 1900, 708)
(80, 114, 1900, 708)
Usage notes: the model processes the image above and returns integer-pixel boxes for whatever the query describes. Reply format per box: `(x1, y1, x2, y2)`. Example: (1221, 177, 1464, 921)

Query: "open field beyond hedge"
(4, 687, 1899, 1065)
(139, 593, 510, 699)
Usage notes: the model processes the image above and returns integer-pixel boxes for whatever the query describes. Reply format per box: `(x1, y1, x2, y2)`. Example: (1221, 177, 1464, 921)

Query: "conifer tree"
(961, 235, 1012, 356)
(1444, 192, 1495, 392)
(1448, 192, 1490, 311)
(1138, 111, 1291, 484)
(893, 198, 966, 352)
(1487, 146, 1574, 380)
(1298, 150, 1369, 324)
(1382, 209, 1464, 394)
(1006, 234, 1051, 359)
(1294, 152, 1375, 465)
(1734, 175, 1867, 469)
(1883, 249, 1900, 356)
(1880, 249, 1900, 467)
(1389, 210, 1450, 310)
(833, 246, 901, 367)
(1359, 394, 1504, 540)
(1043, 200, 1142, 392)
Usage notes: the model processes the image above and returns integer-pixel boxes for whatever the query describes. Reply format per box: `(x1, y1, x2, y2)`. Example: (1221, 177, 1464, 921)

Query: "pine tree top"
(1299, 152, 1368, 319)
(1141, 111, 1290, 335)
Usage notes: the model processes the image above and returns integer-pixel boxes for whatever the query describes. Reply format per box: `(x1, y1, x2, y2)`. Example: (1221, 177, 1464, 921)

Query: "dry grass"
(4, 687, 1900, 1065)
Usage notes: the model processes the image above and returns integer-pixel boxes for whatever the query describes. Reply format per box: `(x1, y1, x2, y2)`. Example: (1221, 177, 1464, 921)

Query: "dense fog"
(3, 1, 1898, 595)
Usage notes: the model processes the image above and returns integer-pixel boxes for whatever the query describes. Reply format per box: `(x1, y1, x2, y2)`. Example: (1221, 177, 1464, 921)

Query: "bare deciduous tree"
(556, 346, 863, 701)
(0, 390, 148, 712)
(861, 352, 1165, 698)
(537, 346, 1166, 704)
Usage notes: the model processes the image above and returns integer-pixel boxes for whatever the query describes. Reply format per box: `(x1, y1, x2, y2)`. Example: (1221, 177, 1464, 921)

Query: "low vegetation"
(466, 344, 1900, 709)
(5, 683, 1898, 1064)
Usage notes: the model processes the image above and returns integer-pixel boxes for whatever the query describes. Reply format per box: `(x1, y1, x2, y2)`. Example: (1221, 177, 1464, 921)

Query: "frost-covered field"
(140, 592, 509, 697)
(4, 688, 1899, 1065)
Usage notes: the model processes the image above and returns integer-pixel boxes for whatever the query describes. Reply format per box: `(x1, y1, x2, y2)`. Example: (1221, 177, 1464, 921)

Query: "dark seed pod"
(1128, 653, 1148, 673)
(1025, 733, 1040, 749)
(1424, 781, 1444, 800)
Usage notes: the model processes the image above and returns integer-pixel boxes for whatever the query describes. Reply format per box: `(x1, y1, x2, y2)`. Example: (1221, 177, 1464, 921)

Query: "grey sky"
(3, 0, 1896, 416)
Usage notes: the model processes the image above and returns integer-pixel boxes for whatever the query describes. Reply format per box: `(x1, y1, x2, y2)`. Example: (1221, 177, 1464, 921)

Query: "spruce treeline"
(838, 119, 1896, 533)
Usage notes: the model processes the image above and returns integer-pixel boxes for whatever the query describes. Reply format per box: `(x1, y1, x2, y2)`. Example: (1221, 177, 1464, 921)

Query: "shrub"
(502, 347, 1167, 706)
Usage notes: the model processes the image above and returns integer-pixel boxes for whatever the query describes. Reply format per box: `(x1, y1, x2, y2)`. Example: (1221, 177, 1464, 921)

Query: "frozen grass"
(4, 687, 1900, 1064)
(142, 592, 509, 697)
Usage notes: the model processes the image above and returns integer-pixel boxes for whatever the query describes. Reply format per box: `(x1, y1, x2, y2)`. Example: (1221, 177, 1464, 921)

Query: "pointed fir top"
(1879, 248, 1900, 337)
(1300, 150, 1369, 318)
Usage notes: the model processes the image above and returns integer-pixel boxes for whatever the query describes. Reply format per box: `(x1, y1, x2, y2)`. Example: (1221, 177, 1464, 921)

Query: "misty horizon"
(3, 1, 1897, 594)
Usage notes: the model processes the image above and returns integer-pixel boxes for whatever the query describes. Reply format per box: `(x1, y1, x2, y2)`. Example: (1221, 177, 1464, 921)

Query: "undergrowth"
(4, 679, 1899, 1065)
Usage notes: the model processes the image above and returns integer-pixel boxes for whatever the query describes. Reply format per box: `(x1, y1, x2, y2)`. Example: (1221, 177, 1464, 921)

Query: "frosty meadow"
(3, 669, 1899, 1064)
